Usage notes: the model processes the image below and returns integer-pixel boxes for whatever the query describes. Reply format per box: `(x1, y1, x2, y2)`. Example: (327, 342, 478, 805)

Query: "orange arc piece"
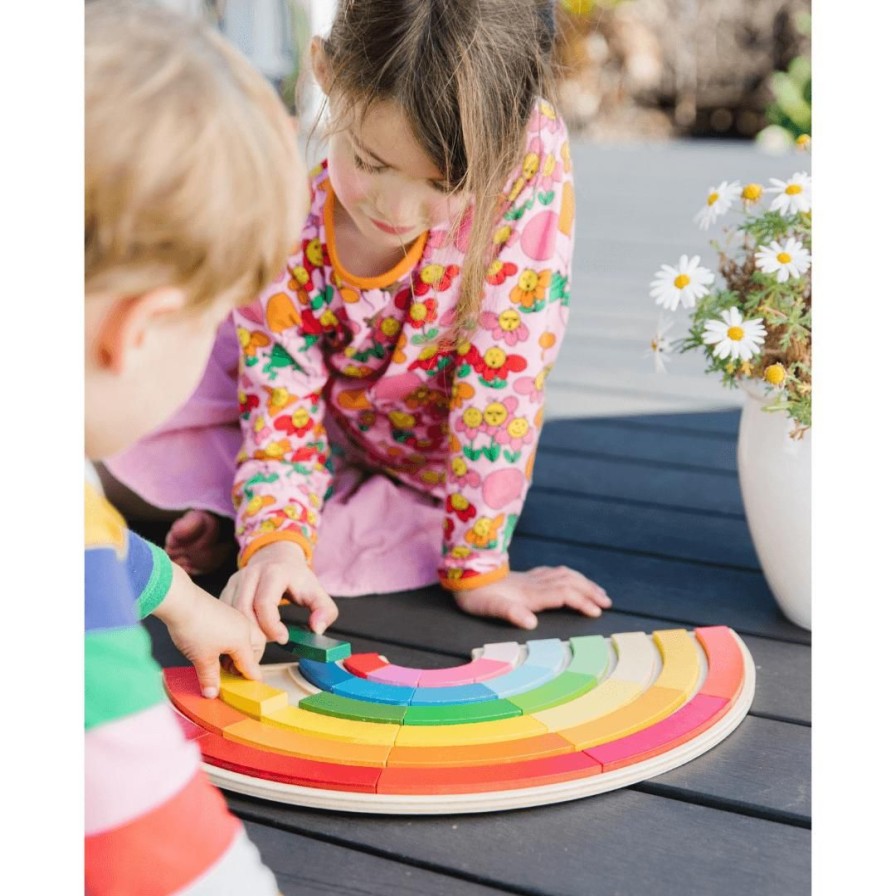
(386, 732, 574, 768)
(376, 751, 603, 795)
(223, 718, 392, 767)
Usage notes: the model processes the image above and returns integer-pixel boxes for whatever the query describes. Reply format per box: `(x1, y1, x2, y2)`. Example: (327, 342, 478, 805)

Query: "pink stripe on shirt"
(85, 701, 200, 835)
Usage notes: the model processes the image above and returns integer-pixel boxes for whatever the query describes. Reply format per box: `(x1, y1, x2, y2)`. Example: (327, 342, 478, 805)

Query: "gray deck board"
(245, 821, 512, 896)
(231, 789, 810, 896)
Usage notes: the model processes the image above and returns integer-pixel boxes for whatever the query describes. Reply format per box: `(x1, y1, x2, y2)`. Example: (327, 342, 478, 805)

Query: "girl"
(104, 0, 611, 640)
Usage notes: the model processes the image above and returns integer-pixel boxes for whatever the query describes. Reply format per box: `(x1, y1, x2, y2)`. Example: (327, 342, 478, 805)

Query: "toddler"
(85, 2, 310, 891)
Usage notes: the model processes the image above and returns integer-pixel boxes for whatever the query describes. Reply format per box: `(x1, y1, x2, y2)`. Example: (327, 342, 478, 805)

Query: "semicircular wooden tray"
(164, 624, 754, 814)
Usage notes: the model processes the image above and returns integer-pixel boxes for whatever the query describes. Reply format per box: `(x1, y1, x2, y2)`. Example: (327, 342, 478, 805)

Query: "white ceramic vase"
(736, 388, 811, 629)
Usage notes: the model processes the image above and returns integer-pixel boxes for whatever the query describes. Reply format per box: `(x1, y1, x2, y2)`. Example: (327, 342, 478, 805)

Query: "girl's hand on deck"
(219, 541, 338, 645)
(452, 567, 611, 630)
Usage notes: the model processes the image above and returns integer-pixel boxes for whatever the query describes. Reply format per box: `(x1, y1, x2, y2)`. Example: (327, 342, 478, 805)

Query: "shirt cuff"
(135, 541, 174, 619)
(439, 563, 510, 592)
(238, 530, 314, 568)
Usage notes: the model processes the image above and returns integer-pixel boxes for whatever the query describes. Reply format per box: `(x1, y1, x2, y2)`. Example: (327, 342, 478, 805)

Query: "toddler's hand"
(452, 566, 611, 630)
(154, 565, 265, 698)
(219, 540, 338, 645)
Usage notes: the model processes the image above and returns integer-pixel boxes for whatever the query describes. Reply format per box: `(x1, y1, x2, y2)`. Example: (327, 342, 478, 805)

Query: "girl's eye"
(429, 179, 454, 194)
(353, 153, 387, 174)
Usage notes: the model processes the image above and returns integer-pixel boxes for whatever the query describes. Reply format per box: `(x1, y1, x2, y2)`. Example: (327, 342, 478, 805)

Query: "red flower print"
(274, 407, 314, 438)
(485, 259, 518, 286)
(472, 346, 528, 383)
(407, 297, 438, 329)
(446, 493, 477, 522)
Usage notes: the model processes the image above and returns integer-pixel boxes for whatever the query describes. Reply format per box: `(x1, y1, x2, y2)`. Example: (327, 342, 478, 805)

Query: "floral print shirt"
(232, 102, 575, 591)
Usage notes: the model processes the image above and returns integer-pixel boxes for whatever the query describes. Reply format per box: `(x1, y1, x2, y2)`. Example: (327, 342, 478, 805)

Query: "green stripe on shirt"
(85, 625, 166, 730)
(135, 540, 174, 620)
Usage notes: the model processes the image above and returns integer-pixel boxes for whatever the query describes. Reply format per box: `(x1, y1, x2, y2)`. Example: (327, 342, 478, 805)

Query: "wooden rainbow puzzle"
(164, 624, 754, 814)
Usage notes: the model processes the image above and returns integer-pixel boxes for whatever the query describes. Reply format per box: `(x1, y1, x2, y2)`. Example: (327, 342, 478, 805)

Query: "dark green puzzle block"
(284, 624, 351, 663)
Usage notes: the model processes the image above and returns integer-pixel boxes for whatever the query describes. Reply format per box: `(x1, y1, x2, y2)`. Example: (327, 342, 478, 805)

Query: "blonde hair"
(85, 0, 304, 308)
(317, 0, 557, 339)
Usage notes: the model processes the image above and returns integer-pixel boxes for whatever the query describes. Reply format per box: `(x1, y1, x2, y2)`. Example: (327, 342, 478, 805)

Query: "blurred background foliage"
(165, 0, 812, 146)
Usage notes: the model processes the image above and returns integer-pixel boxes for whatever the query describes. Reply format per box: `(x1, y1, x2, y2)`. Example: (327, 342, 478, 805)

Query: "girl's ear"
(95, 287, 188, 374)
(309, 35, 334, 96)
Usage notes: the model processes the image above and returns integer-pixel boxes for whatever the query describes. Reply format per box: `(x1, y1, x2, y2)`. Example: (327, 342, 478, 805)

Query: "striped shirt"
(85, 476, 278, 895)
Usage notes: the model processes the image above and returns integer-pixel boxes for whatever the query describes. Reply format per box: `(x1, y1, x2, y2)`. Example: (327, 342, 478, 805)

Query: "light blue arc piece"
(522, 638, 567, 674)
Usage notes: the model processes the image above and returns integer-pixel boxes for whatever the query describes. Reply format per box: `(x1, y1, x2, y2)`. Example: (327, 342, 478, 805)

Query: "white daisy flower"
(767, 172, 811, 215)
(694, 180, 742, 230)
(646, 316, 674, 374)
(702, 307, 766, 361)
(755, 237, 811, 282)
(650, 255, 715, 311)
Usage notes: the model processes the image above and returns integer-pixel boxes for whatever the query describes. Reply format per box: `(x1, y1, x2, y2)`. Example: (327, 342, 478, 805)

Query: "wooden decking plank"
(242, 821, 512, 896)
(507, 536, 808, 642)
(538, 418, 738, 471)
(641, 715, 810, 823)
(230, 788, 810, 896)
(516, 490, 759, 570)
(532, 451, 745, 515)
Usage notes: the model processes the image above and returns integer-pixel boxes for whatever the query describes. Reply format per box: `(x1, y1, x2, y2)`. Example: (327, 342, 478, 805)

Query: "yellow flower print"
(464, 514, 505, 549)
(483, 401, 509, 427)
(306, 238, 324, 267)
(388, 410, 416, 430)
(499, 309, 522, 333)
(510, 268, 552, 309)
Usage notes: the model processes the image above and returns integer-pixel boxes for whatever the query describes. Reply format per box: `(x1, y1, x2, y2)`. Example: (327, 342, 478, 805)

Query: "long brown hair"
(316, 0, 557, 339)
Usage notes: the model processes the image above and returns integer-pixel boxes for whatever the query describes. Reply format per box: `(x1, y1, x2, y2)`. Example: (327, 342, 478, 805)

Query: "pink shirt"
(233, 103, 575, 591)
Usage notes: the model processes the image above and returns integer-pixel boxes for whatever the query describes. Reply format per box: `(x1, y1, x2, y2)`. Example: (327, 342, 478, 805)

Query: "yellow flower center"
(796, 134, 811, 148)
(409, 303, 428, 322)
(785, 184, 803, 196)
(673, 274, 691, 289)
(742, 183, 763, 202)
(727, 326, 745, 341)
(764, 363, 786, 385)
(776, 252, 792, 264)
(707, 191, 720, 206)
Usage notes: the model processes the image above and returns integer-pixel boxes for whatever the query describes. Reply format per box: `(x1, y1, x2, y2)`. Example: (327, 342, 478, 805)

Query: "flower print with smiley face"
(480, 308, 530, 347)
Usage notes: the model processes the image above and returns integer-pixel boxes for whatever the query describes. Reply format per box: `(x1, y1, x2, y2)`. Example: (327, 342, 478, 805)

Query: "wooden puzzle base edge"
(198, 633, 755, 815)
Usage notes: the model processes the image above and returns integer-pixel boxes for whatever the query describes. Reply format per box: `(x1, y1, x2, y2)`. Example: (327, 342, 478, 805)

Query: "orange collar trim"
(322, 179, 428, 290)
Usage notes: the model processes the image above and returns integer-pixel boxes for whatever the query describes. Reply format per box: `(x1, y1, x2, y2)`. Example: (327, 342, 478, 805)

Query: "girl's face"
(326, 98, 469, 249)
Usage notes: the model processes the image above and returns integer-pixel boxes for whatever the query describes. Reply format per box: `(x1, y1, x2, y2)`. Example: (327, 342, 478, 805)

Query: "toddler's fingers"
(193, 656, 222, 699)
(228, 645, 262, 683)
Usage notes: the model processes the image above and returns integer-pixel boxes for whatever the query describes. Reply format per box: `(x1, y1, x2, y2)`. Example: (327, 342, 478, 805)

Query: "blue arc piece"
(332, 677, 416, 705)
(298, 658, 354, 692)
(482, 663, 560, 698)
(523, 638, 567, 673)
(409, 683, 495, 705)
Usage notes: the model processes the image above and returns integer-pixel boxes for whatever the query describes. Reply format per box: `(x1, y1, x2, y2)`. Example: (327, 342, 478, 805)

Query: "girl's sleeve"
(230, 260, 333, 568)
(440, 115, 575, 590)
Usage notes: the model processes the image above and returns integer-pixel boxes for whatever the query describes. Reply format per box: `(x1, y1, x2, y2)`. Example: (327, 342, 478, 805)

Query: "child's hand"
(154, 565, 265, 698)
(452, 567, 611, 630)
(219, 540, 338, 645)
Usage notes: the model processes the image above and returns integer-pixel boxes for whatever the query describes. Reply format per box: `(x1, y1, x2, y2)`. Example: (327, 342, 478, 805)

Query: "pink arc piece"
(367, 665, 423, 687)
(416, 659, 512, 687)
